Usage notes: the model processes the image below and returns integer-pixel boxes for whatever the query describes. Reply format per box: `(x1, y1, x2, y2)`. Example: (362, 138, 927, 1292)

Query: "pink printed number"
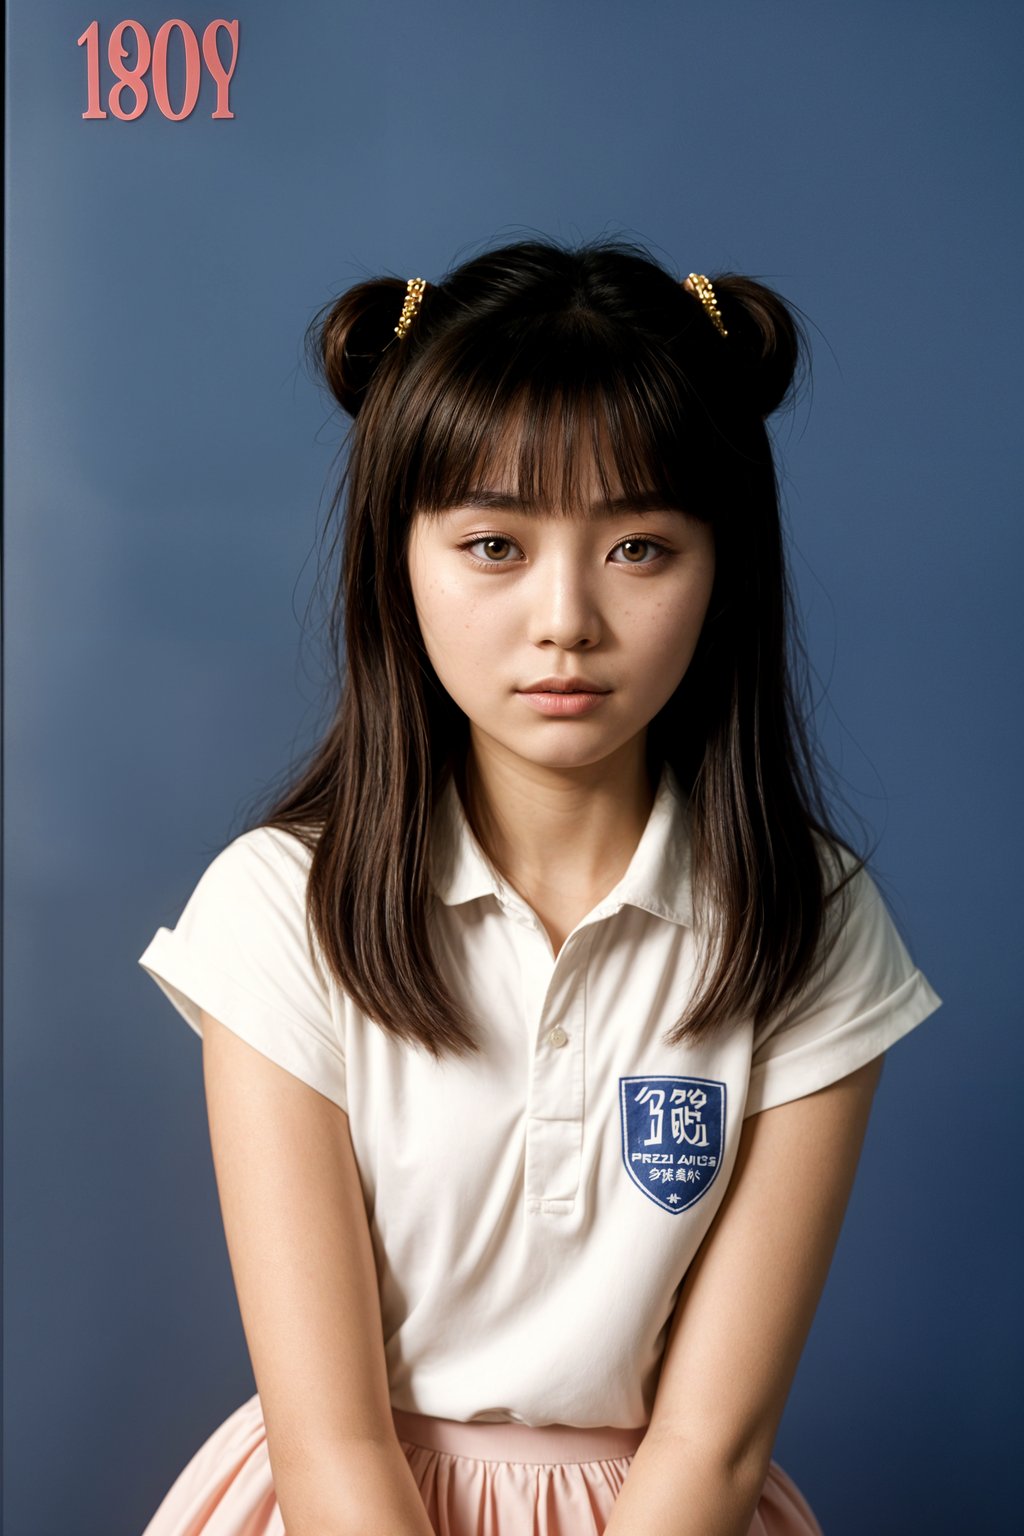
(77, 18, 239, 121)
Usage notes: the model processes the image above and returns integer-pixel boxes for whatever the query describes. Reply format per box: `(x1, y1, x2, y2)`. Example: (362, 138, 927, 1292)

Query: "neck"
(458, 731, 659, 913)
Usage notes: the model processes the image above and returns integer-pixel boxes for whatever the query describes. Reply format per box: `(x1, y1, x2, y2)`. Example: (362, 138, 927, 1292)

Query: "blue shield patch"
(619, 1075, 727, 1213)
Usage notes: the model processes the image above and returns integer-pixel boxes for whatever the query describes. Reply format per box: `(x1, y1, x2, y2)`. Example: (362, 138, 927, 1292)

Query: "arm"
(604, 1052, 885, 1536)
(199, 1008, 435, 1536)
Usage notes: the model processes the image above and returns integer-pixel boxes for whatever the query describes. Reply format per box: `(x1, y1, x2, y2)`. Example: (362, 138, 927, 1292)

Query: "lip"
(517, 681, 612, 717)
(519, 676, 611, 694)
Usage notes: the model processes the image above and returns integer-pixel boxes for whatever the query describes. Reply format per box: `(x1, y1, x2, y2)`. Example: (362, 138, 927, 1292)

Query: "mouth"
(518, 679, 611, 694)
(516, 683, 612, 716)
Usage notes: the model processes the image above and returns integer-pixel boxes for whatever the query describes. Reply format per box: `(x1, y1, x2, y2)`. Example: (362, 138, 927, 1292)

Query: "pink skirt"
(141, 1390, 824, 1536)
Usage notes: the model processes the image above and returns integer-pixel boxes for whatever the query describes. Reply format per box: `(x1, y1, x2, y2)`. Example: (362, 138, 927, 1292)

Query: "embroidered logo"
(619, 1075, 727, 1213)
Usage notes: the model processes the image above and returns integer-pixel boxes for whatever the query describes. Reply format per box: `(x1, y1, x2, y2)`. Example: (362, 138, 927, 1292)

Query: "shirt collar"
(429, 759, 693, 928)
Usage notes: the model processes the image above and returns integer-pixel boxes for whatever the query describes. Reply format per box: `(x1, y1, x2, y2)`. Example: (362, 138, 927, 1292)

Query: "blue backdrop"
(6, 3, 1021, 1533)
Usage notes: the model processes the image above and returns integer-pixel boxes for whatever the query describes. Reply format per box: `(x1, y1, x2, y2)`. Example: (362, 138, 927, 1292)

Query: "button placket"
(520, 924, 595, 1211)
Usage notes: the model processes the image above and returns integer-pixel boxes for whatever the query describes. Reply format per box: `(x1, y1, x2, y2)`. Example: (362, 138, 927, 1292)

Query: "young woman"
(137, 236, 942, 1536)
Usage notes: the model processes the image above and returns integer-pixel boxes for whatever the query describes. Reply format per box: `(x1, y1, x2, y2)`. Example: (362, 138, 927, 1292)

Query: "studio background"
(5, 3, 1020, 1533)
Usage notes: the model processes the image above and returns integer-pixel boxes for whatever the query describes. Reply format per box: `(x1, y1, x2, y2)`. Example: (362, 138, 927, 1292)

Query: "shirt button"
(548, 1027, 568, 1048)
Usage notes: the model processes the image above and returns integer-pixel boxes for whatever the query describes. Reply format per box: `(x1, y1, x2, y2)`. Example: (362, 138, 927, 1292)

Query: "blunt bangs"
(399, 310, 723, 526)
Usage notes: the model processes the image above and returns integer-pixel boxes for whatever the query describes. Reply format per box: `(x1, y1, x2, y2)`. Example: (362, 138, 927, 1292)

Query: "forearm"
(603, 1430, 766, 1536)
(274, 1435, 437, 1536)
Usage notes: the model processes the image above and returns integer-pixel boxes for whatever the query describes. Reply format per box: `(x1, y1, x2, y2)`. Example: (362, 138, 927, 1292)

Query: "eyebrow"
(441, 489, 688, 517)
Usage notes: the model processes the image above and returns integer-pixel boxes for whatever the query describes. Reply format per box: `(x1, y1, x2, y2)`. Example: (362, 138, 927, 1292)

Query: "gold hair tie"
(395, 277, 427, 340)
(685, 273, 728, 338)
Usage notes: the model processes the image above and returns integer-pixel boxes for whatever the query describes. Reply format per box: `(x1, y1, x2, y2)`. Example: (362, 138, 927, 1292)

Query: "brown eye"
(609, 537, 670, 568)
(460, 534, 522, 566)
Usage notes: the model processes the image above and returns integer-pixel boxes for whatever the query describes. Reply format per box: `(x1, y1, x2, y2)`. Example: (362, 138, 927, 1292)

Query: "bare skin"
(406, 439, 716, 953)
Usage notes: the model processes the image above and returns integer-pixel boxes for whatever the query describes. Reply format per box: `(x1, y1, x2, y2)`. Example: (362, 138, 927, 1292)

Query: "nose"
(526, 546, 601, 651)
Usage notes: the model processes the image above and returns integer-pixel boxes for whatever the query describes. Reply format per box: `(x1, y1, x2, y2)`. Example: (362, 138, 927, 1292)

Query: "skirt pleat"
(141, 1391, 823, 1536)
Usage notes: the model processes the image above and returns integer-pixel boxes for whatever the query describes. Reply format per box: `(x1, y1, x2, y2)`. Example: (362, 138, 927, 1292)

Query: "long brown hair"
(242, 235, 874, 1060)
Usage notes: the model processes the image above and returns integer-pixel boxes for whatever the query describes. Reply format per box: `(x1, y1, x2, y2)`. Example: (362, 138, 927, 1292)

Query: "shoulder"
(139, 822, 347, 1109)
(211, 821, 316, 874)
(744, 833, 942, 1117)
(147, 821, 325, 988)
(191, 823, 317, 909)
(809, 833, 914, 997)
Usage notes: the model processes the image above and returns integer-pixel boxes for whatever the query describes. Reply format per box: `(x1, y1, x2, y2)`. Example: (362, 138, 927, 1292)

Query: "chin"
(503, 735, 629, 772)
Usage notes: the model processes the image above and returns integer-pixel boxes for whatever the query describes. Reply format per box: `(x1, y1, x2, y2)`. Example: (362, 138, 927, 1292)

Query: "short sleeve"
(744, 853, 942, 1117)
(137, 826, 348, 1114)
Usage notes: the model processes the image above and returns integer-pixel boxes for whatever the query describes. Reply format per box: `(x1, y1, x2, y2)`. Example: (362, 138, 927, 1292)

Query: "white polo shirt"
(138, 761, 942, 1429)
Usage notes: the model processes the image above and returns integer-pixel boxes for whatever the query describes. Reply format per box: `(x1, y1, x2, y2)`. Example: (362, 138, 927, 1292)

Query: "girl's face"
(405, 444, 716, 777)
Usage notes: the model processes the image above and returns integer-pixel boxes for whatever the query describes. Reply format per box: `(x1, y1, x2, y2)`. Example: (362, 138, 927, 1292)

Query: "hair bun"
(306, 276, 411, 417)
(710, 274, 804, 419)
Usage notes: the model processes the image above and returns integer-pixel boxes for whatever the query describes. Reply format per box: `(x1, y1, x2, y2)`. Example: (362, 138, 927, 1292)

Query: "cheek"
(419, 585, 498, 655)
(413, 579, 512, 704)
(420, 573, 516, 649)
(624, 576, 713, 657)
(409, 552, 460, 643)
(623, 575, 714, 702)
